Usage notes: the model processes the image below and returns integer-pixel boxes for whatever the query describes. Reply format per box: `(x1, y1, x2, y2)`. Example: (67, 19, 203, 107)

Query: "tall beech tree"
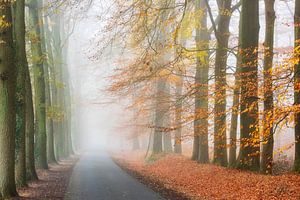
(13, 0, 28, 186)
(294, 0, 300, 173)
(25, 66, 38, 180)
(213, 0, 232, 167)
(228, 39, 241, 167)
(51, 13, 67, 159)
(28, 0, 48, 169)
(151, 1, 173, 155)
(261, 0, 276, 175)
(237, 0, 260, 171)
(0, 1, 18, 198)
(40, 12, 57, 164)
(192, 0, 209, 163)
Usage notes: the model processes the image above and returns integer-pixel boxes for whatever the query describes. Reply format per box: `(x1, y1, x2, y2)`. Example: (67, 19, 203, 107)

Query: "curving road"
(64, 151, 164, 200)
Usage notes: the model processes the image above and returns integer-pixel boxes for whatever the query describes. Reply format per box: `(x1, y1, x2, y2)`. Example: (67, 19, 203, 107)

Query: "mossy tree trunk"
(25, 67, 38, 181)
(28, 0, 48, 169)
(40, 11, 57, 164)
(0, 1, 18, 198)
(43, 16, 60, 162)
(13, 0, 27, 187)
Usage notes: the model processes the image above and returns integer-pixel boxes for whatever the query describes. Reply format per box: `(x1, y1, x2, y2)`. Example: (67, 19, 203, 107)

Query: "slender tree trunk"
(237, 0, 260, 171)
(261, 0, 275, 175)
(152, 79, 165, 154)
(40, 15, 57, 164)
(62, 40, 74, 156)
(294, 0, 300, 173)
(0, 2, 18, 198)
(228, 71, 240, 167)
(228, 57, 241, 167)
(174, 36, 185, 154)
(44, 16, 60, 161)
(132, 137, 140, 150)
(52, 14, 66, 160)
(192, 0, 209, 163)
(163, 83, 173, 153)
(28, 0, 48, 169)
(174, 76, 183, 154)
(213, 0, 232, 167)
(228, 16, 242, 168)
(151, 1, 172, 156)
(13, 0, 27, 187)
(25, 67, 38, 181)
(24, 9, 38, 178)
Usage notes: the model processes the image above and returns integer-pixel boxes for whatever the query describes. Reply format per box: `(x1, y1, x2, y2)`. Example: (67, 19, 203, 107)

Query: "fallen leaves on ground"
(113, 152, 300, 200)
(11, 156, 78, 200)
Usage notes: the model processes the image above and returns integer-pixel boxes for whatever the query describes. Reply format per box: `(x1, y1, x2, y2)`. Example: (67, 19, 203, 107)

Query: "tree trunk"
(237, 0, 260, 171)
(13, 0, 27, 187)
(0, 2, 18, 198)
(294, 0, 300, 173)
(228, 15, 242, 168)
(62, 47, 73, 157)
(152, 79, 165, 154)
(44, 16, 60, 161)
(163, 82, 173, 153)
(261, 0, 275, 175)
(41, 13, 57, 164)
(151, 1, 172, 156)
(174, 34, 186, 155)
(25, 67, 38, 181)
(213, 0, 232, 167)
(51, 14, 66, 160)
(192, 0, 209, 163)
(132, 137, 140, 151)
(28, 0, 48, 169)
(174, 76, 183, 154)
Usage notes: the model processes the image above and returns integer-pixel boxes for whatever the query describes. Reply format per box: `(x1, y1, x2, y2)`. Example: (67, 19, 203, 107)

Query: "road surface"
(64, 152, 164, 200)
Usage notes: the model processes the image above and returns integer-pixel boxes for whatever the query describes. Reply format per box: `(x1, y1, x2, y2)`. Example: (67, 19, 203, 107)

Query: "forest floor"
(113, 151, 300, 200)
(11, 156, 78, 200)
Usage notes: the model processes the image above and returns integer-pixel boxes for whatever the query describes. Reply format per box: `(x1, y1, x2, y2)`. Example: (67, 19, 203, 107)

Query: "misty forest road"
(64, 151, 164, 200)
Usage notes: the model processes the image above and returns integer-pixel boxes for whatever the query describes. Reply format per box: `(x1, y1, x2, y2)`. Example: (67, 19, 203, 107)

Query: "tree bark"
(51, 14, 66, 160)
(261, 0, 275, 175)
(213, 0, 232, 167)
(228, 15, 242, 168)
(28, 0, 48, 169)
(41, 12, 57, 164)
(192, 0, 209, 163)
(25, 66, 38, 181)
(294, 0, 300, 173)
(236, 0, 260, 171)
(174, 75, 183, 154)
(152, 79, 165, 154)
(163, 82, 173, 153)
(13, 0, 27, 187)
(0, 1, 18, 198)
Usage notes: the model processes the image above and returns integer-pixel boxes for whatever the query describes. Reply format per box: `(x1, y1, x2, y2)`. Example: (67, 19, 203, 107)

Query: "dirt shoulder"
(11, 156, 79, 200)
(112, 152, 300, 200)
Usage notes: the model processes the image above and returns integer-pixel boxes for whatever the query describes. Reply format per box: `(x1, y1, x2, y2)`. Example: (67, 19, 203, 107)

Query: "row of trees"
(0, 0, 80, 198)
(106, 0, 300, 175)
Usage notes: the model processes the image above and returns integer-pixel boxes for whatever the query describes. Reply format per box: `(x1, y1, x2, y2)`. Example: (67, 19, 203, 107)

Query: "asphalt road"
(64, 151, 164, 200)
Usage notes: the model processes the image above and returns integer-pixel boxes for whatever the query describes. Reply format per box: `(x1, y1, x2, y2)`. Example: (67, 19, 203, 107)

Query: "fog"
(67, 2, 124, 151)
(65, 0, 295, 161)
